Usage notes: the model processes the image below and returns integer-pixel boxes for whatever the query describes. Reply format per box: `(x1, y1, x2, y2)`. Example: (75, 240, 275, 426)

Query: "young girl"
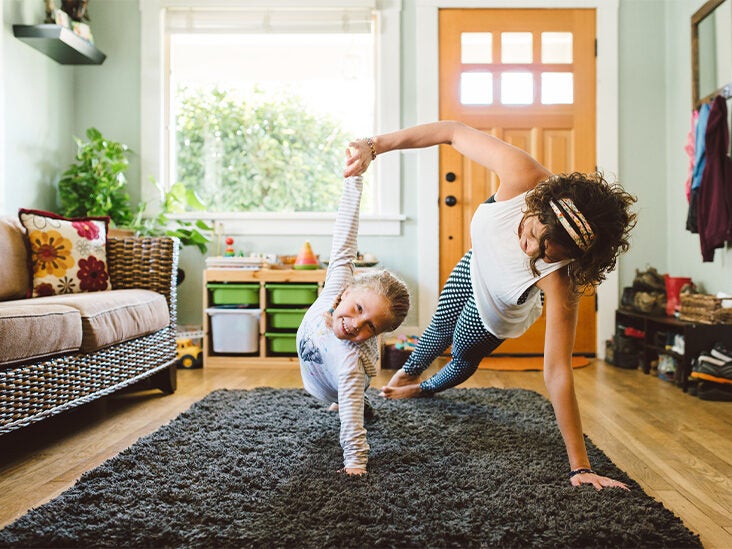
(296, 175, 410, 476)
(344, 122, 637, 490)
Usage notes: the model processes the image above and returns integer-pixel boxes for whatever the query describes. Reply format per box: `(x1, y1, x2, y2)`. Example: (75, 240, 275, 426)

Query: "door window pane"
(541, 72, 574, 104)
(460, 72, 493, 104)
(501, 72, 533, 104)
(541, 32, 573, 63)
(501, 32, 532, 63)
(461, 32, 492, 63)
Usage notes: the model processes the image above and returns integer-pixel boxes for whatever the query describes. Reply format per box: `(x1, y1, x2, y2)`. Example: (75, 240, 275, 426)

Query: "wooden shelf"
(615, 309, 732, 391)
(13, 24, 106, 65)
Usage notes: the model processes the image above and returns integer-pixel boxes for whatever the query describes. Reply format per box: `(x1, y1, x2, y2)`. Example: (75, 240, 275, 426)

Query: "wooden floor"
(1, 360, 731, 548)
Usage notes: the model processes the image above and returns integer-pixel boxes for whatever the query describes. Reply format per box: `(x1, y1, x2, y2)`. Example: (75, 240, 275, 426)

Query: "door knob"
(444, 195, 457, 207)
(445, 172, 456, 182)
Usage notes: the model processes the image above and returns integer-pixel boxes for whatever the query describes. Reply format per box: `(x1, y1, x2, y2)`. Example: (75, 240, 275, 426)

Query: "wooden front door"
(438, 8, 597, 354)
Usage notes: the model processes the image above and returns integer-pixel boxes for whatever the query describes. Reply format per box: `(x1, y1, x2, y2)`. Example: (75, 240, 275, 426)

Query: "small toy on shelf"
(382, 334, 420, 369)
(224, 237, 235, 257)
(394, 334, 419, 350)
(294, 241, 319, 270)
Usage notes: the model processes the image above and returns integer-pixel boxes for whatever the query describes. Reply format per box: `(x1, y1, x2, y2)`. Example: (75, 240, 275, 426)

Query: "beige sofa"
(0, 216, 179, 436)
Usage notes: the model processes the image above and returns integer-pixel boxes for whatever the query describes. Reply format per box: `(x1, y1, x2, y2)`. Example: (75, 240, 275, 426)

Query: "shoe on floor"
(687, 379, 699, 397)
(711, 342, 732, 363)
(697, 380, 732, 401)
(695, 353, 732, 380)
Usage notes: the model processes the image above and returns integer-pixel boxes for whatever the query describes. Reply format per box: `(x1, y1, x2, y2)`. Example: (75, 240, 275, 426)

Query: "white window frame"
(140, 0, 403, 236)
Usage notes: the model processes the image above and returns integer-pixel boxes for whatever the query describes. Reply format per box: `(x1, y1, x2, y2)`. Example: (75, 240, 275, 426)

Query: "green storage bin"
(266, 332, 298, 354)
(267, 308, 308, 330)
(207, 283, 260, 306)
(265, 283, 318, 306)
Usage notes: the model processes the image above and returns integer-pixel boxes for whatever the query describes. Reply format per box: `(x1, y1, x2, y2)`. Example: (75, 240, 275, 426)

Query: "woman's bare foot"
(386, 368, 420, 388)
(380, 383, 423, 399)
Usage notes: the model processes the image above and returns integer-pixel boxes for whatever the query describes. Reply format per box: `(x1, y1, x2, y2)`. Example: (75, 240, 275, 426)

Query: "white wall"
(617, 0, 669, 282)
(2, 0, 75, 215)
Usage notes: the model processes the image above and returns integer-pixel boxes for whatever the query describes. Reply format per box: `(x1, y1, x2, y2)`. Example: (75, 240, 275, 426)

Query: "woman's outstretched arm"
(344, 121, 550, 198)
(537, 270, 629, 491)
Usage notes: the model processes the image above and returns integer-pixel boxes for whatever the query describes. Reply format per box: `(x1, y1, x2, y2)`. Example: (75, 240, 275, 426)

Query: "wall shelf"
(13, 24, 106, 65)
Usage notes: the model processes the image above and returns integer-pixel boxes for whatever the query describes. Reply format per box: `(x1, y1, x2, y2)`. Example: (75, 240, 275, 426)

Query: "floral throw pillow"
(18, 209, 112, 297)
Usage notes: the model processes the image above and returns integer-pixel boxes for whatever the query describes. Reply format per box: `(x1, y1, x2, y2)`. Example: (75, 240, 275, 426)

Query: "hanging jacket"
(698, 94, 732, 262)
(686, 102, 711, 233)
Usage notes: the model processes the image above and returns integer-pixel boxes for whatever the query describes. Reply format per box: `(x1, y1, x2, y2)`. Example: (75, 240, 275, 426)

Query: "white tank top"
(470, 192, 572, 339)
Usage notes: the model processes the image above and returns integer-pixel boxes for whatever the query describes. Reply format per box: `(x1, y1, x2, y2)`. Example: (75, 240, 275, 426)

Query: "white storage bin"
(206, 308, 261, 353)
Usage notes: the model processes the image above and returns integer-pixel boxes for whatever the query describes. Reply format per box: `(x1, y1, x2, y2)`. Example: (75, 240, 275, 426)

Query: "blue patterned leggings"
(403, 251, 504, 394)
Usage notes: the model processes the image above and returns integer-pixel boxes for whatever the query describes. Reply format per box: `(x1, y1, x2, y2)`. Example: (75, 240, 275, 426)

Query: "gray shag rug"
(0, 388, 701, 548)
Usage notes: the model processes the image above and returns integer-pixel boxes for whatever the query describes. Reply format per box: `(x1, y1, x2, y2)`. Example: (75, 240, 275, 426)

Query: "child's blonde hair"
(353, 269, 410, 331)
(329, 269, 410, 333)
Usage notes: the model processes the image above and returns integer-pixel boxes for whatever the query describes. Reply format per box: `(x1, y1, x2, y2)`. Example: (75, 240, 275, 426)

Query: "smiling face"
(518, 214, 567, 263)
(331, 287, 393, 342)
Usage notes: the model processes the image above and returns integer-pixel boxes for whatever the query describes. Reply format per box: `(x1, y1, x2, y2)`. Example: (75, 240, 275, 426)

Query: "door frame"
(415, 0, 619, 358)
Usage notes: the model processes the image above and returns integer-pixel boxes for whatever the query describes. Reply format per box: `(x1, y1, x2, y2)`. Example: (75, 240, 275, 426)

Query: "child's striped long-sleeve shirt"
(296, 176, 378, 470)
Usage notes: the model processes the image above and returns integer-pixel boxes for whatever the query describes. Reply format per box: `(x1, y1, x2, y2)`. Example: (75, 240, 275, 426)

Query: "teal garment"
(691, 102, 710, 191)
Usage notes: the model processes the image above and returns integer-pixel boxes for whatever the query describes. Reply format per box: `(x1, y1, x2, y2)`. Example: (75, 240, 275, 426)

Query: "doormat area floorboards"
(478, 356, 592, 370)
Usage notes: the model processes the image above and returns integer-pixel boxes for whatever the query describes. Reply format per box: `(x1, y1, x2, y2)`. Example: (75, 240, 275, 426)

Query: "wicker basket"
(679, 294, 732, 324)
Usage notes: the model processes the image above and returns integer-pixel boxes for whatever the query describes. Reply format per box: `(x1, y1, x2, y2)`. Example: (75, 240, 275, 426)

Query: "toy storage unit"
(206, 307, 261, 354)
(203, 269, 326, 367)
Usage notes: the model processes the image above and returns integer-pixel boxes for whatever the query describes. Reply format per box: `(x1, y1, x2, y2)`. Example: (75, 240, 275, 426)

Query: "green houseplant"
(58, 127, 135, 227)
(58, 127, 211, 253)
(132, 179, 212, 254)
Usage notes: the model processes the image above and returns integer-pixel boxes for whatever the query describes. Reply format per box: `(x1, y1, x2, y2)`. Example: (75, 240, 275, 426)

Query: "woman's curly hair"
(524, 172, 637, 293)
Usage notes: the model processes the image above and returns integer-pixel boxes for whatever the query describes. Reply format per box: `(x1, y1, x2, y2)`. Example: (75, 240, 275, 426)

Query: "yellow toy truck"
(176, 335, 203, 369)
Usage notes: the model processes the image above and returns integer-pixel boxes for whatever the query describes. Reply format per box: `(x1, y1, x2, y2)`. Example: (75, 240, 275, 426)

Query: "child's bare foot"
(380, 383, 423, 399)
(328, 403, 339, 412)
(386, 368, 420, 388)
(339, 467, 367, 476)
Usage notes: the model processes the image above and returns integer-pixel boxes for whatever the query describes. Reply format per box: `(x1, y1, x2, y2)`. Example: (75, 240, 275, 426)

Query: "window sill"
(171, 213, 406, 236)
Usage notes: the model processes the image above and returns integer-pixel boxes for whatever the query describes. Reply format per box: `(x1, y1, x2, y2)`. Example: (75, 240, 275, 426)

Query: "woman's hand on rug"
(572, 472, 630, 491)
(339, 467, 367, 476)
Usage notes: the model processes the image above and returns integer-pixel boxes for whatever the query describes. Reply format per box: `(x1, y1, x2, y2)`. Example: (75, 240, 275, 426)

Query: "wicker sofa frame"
(0, 236, 179, 436)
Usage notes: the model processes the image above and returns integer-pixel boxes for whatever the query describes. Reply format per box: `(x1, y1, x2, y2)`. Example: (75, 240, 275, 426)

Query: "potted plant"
(58, 127, 135, 228)
(57, 127, 212, 253)
(132, 178, 212, 254)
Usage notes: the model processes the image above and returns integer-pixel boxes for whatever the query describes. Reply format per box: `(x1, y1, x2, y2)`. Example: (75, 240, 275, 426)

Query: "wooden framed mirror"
(691, 0, 732, 109)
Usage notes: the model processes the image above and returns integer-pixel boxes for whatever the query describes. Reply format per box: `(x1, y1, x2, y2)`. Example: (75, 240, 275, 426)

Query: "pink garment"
(684, 109, 699, 203)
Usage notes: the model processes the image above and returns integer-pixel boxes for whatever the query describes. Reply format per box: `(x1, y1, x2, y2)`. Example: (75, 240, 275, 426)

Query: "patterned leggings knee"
(402, 251, 503, 394)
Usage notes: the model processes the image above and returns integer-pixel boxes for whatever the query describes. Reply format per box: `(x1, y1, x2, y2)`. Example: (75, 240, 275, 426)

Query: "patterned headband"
(549, 198, 595, 251)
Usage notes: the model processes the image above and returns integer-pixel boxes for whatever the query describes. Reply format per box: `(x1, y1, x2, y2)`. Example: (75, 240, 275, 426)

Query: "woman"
(345, 121, 636, 490)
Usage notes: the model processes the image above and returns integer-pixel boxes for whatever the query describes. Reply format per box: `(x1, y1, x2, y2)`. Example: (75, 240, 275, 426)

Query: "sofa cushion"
(25, 289, 170, 352)
(0, 304, 82, 366)
(0, 217, 31, 301)
(18, 209, 112, 298)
